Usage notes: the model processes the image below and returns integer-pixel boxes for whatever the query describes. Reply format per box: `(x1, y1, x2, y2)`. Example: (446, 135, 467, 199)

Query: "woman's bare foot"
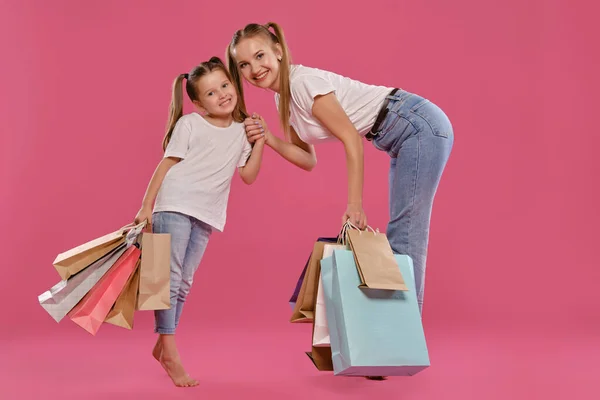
(160, 354, 199, 387)
(152, 337, 162, 361)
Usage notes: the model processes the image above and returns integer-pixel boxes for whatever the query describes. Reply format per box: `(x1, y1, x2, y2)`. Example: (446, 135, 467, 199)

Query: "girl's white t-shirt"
(153, 113, 252, 232)
(275, 64, 394, 144)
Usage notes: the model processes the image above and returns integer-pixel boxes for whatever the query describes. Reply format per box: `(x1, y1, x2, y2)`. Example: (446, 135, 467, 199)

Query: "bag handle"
(119, 220, 147, 233)
(121, 221, 148, 246)
(338, 221, 378, 243)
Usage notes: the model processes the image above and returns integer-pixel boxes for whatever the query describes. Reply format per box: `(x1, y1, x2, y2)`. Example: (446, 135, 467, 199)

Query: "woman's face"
(232, 35, 282, 92)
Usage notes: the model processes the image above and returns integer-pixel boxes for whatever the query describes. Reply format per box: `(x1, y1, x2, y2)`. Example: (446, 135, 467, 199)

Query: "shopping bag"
(345, 226, 408, 291)
(305, 347, 334, 371)
(68, 245, 141, 335)
(312, 243, 346, 347)
(39, 245, 128, 323)
(289, 237, 338, 318)
(290, 238, 338, 323)
(305, 241, 344, 371)
(289, 257, 308, 311)
(136, 232, 170, 310)
(104, 259, 141, 330)
(320, 250, 429, 376)
(53, 221, 146, 280)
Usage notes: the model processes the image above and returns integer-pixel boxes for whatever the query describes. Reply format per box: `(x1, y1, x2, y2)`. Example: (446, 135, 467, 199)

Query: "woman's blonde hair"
(227, 22, 292, 140)
(163, 56, 247, 151)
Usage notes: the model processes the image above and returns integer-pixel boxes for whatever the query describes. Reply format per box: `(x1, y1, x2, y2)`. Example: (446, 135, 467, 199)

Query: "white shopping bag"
(312, 243, 346, 347)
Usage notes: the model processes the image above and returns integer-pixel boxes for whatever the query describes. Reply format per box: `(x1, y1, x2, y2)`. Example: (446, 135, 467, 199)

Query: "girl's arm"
(134, 157, 181, 224)
(244, 115, 317, 171)
(239, 139, 265, 184)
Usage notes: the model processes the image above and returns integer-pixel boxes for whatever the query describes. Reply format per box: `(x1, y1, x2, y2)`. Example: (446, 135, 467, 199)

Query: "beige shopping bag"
(345, 225, 408, 291)
(290, 241, 334, 323)
(305, 347, 334, 371)
(53, 222, 146, 280)
(136, 232, 171, 310)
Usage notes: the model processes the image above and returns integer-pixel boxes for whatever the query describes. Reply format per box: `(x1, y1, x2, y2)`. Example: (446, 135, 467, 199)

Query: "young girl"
(134, 57, 265, 387)
(227, 23, 453, 318)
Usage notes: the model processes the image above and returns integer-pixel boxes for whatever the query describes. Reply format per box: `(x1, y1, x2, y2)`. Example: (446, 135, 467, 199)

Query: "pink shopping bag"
(68, 245, 141, 335)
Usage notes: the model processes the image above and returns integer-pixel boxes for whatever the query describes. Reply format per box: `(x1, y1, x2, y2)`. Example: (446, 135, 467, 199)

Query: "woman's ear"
(275, 43, 283, 61)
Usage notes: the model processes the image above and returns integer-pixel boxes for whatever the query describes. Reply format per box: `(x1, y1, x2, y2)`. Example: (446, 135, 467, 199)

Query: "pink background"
(1, 0, 599, 399)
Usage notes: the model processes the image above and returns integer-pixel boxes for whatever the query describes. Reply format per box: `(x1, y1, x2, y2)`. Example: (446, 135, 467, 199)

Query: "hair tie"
(183, 73, 189, 79)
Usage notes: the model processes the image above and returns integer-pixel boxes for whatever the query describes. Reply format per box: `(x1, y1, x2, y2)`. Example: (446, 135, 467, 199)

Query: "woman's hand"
(244, 113, 273, 145)
(343, 203, 367, 230)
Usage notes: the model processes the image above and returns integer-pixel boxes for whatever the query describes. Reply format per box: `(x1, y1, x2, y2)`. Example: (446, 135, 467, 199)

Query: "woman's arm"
(244, 115, 317, 171)
(311, 93, 367, 229)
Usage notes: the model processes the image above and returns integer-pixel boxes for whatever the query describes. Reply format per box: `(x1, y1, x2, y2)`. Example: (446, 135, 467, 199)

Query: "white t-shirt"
(153, 113, 252, 232)
(275, 64, 394, 144)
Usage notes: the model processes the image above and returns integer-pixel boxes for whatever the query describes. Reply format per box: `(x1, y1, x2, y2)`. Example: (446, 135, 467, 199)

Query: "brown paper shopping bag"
(346, 227, 408, 291)
(136, 232, 171, 310)
(53, 222, 146, 281)
(104, 259, 141, 330)
(290, 241, 332, 323)
(306, 348, 334, 371)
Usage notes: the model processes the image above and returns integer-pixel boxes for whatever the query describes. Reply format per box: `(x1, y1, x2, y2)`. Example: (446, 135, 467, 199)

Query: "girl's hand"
(255, 134, 266, 146)
(343, 203, 367, 230)
(134, 206, 152, 227)
(244, 113, 272, 145)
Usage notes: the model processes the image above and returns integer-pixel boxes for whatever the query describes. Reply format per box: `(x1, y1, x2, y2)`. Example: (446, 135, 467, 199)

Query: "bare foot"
(152, 337, 162, 361)
(160, 354, 199, 387)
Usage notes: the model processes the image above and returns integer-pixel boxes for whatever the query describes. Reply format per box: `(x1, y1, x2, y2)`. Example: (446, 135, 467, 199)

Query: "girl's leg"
(174, 218, 212, 330)
(151, 212, 198, 387)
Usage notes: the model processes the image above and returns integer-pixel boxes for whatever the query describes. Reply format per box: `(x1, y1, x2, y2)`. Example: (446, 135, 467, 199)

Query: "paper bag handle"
(338, 221, 379, 242)
(119, 222, 144, 232)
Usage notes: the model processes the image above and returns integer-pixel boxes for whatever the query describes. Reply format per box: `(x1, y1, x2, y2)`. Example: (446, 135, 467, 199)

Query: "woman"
(228, 22, 453, 316)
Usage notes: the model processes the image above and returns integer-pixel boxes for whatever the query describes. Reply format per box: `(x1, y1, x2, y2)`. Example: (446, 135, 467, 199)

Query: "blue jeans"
(152, 211, 212, 334)
(372, 90, 454, 314)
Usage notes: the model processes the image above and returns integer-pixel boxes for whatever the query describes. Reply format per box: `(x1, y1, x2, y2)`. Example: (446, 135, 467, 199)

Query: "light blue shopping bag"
(320, 249, 430, 376)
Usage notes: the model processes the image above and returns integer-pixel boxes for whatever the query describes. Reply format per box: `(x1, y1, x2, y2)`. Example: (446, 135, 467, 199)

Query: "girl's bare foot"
(160, 353, 199, 387)
(152, 337, 162, 361)
(158, 334, 198, 387)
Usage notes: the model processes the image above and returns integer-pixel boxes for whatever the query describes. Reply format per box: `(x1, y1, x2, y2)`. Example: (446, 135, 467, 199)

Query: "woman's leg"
(386, 100, 453, 314)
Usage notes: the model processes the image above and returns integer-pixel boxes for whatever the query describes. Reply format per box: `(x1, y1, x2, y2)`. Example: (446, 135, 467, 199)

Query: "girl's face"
(193, 69, 237, 117)
(232, 36, 282, 92)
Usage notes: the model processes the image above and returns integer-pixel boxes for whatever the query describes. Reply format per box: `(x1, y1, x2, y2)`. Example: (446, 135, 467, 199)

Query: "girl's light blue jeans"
(152, 211, 212, 335)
